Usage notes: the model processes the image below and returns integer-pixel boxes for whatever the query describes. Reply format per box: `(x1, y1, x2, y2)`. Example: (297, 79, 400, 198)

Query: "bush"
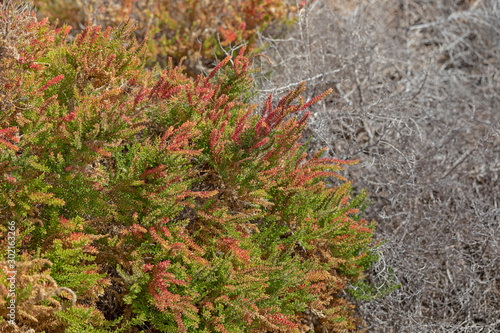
(0, 1, 379, 332)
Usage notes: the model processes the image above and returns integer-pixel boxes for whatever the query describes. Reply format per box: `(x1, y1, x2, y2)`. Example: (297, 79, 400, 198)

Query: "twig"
(258, 69, 342, 94)
(441, 147, 476, 179)
(52, 287, 77, 308)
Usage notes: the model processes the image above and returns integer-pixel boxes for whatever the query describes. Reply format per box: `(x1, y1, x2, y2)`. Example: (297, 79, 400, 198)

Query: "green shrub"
(1, 2, 379, 332)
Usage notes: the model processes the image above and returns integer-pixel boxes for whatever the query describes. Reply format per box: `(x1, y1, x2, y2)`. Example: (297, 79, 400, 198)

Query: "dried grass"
(255, 0, 499, 331)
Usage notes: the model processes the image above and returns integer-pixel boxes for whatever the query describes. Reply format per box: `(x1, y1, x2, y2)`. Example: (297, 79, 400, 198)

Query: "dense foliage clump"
(0, 1, 380, 332)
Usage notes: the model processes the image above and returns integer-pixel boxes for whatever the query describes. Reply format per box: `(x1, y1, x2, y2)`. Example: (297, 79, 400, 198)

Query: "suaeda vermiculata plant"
(1, 2, 379, 332)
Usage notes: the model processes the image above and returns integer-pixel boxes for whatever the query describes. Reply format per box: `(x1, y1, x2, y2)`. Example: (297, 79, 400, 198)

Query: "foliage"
(0, 1, 379, 332)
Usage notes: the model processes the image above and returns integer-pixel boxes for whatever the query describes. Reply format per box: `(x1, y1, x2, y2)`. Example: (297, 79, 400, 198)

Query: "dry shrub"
(255, 0, 499, 331)
(0, 254, 69, 333)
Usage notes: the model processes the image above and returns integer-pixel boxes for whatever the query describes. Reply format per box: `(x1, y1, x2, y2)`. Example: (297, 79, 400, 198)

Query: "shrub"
(1, 1, 379, 332)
